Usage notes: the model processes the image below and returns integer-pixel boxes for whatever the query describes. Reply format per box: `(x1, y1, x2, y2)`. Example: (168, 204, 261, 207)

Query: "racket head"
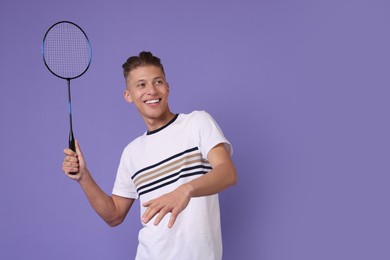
(42, 21, 92, 80)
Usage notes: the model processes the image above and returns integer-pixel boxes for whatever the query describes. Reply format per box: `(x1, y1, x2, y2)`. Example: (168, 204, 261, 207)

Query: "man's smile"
(145, 98, 161, 104)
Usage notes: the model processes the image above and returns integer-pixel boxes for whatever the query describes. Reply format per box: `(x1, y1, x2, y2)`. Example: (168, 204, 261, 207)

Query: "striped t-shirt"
(113, 110, 232, 260)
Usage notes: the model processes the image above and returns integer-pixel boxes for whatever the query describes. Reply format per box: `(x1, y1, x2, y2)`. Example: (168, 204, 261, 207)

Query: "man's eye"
(154, 80, 164, 85)
(137, 83, 146, 88)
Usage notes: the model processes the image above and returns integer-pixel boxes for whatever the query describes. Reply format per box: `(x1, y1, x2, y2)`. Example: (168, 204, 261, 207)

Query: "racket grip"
(69, 131, 76, 152)
(68, 131, 78, 175)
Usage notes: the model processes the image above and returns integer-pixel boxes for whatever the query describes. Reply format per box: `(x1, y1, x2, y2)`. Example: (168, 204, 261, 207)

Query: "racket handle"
(68, 131, 77, 175)
(69, 130, 76, 152)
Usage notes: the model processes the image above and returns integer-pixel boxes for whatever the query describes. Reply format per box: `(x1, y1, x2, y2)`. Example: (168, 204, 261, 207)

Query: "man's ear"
(123, 89, 133, 103)
(166, 83, 170, 92)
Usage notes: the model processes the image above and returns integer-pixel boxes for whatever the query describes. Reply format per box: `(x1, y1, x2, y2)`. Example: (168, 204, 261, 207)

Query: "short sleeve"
(112, 148, 139, 199)
(193, 111, 233, 159)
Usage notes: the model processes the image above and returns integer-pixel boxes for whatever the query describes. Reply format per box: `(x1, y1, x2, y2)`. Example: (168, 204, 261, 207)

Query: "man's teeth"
(145, 99, 160, 104)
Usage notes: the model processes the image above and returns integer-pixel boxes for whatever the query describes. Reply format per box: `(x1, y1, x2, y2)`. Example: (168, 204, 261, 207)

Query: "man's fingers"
(64, 151, 75, 159)
(141, 199, 155, 223)
(142, 207, 157, 224)
(62, 160, 78, 172)
(63, 160, 78, 169)
(168, 212, 177, 228)
(142, 206, 172, 227)
(142, 200, 151, 207)
(64, 154, 77, 162)
(153, 208, 169, 226)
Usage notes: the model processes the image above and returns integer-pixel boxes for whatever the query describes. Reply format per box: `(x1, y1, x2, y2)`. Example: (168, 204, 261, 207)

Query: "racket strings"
(43, 22, 91, 79)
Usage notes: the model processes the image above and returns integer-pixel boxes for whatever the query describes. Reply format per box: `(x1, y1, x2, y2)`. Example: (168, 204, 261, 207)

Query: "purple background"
(1, 0, 390, 259)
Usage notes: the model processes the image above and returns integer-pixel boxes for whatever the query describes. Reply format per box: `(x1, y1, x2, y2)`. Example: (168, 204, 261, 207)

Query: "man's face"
(124, 65, 171, 124)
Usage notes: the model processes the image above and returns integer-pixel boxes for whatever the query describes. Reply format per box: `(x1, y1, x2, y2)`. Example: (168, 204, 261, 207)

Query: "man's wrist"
(77, 169, 91, 184)
(180, 182, 194, 198)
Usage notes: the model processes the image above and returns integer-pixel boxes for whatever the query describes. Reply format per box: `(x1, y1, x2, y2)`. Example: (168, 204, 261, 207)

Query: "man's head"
(122, 51, 173, 131)
(122, 51, 165, 80)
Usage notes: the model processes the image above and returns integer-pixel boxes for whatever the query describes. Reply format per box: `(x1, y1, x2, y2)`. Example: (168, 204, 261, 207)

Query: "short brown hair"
(122, 51, 165, 79)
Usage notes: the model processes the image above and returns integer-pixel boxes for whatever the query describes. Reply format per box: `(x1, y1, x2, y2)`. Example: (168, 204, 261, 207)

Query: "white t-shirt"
(113, 110, 232, 260)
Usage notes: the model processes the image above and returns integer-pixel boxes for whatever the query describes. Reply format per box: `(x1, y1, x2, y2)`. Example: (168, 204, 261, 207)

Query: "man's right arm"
(62, 140, 134, 227)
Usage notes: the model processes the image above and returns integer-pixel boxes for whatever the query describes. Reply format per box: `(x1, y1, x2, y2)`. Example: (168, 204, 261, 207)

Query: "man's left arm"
(142, 143, 237, 228)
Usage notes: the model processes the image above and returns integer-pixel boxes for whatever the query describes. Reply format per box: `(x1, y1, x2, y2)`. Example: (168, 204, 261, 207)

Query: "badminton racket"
(42, 21, 92, 164)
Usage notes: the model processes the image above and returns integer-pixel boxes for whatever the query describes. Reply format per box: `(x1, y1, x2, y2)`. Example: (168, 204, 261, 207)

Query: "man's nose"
(146, 83, 158, 94)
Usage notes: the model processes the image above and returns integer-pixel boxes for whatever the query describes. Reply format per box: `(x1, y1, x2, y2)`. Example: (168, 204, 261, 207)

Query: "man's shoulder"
(181, 110, 212, 120)
(122, 132, 147, 152)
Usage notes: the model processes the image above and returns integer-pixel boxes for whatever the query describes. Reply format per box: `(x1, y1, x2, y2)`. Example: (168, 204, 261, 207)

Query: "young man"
(62, 51, 237, 259)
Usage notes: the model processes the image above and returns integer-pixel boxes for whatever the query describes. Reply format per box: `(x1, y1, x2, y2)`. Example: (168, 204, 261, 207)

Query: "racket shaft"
(67, 80, 77, 175)
(67, 79, 75, 152)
